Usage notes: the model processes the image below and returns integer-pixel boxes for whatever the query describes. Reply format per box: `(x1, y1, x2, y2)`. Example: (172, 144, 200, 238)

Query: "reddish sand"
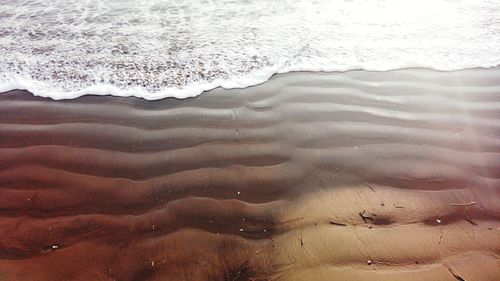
(0, 68, 499, 280)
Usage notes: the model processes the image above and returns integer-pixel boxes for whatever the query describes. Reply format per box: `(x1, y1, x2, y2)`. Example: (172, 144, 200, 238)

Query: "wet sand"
(0, 68, 499, 281)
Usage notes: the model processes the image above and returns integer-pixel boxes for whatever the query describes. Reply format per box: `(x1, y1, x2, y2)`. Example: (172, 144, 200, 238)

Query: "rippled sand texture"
(0, 68, 499, 281)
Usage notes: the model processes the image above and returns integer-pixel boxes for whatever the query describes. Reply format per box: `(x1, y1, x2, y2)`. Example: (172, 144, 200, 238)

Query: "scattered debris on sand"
(329, 221, 347, 226)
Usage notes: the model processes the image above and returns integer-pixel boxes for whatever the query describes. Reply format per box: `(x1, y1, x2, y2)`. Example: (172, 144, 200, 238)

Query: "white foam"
(1, 0, 499, 100)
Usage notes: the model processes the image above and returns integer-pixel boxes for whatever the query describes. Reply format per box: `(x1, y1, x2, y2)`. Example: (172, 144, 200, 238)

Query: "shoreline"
(2, 66, 500, 101)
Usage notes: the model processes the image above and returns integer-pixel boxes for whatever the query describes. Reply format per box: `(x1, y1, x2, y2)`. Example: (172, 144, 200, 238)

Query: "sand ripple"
(0, 68, 499, 280)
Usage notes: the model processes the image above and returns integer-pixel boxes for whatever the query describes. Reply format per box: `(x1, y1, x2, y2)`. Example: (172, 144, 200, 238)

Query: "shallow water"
(1, 0, 500, 99)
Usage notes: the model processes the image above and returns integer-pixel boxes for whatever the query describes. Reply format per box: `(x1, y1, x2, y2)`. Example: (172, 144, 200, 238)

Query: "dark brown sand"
(0, 68, 499, 281)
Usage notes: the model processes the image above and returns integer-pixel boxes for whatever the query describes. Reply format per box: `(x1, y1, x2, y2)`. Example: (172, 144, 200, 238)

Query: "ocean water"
(0, 0, 499, 100)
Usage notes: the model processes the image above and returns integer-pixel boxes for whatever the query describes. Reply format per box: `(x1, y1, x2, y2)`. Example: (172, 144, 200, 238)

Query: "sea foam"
(1, 0, 499, 100)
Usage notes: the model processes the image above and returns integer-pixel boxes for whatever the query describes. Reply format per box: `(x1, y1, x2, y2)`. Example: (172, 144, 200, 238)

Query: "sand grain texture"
(0, 69, 499, 280)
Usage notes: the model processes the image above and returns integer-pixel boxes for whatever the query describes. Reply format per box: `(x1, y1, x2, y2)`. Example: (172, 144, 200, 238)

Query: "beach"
(0, 68, 499, 280)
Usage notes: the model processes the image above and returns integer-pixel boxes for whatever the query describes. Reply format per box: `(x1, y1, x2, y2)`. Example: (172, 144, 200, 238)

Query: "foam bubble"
(0, 0, 499, 100)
